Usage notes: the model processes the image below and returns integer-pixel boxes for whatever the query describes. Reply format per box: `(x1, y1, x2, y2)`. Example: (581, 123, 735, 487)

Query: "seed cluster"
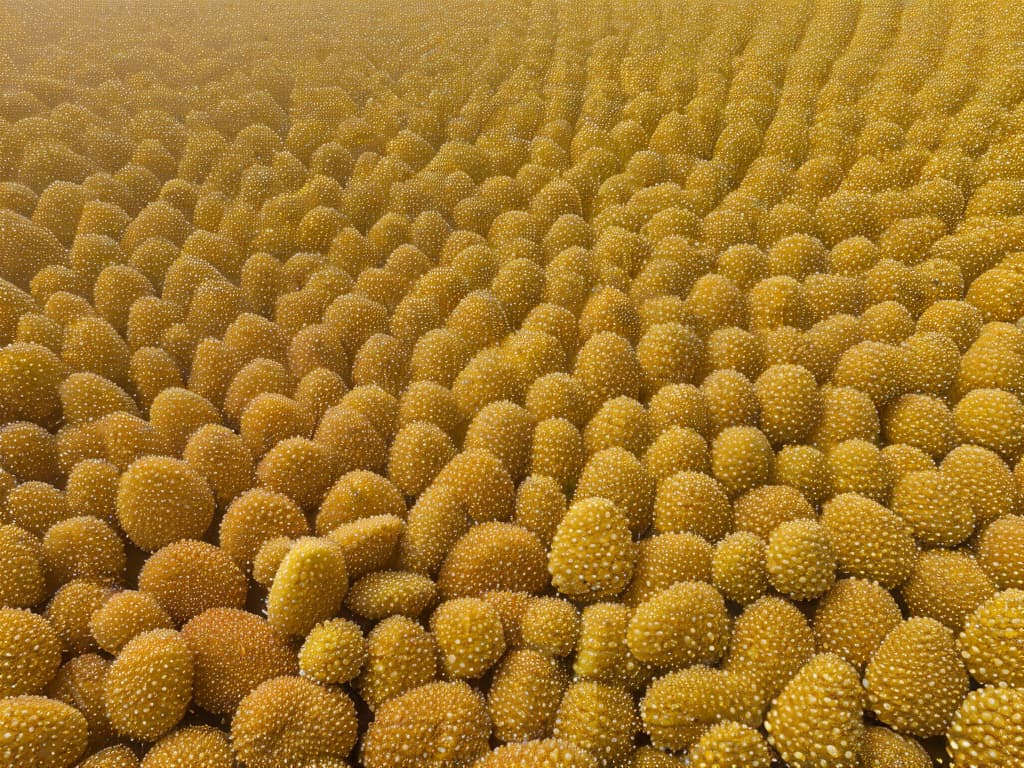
(2, 0, 1024, 765)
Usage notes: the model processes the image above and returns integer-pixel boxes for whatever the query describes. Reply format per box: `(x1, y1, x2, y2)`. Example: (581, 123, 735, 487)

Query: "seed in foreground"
(819, 493, 918, 589)
(472, 738, 598, 768)
(138, 539, 248, 625)
(439, 522, 549, 598)
(104, 628, 193, 742)
(140, 725, 233, 768)
(549, 498, 635, 603)
(899, 549, 996, 632)
(0, 695, 88, 768)
(361, 681, 491, 768)
(89, 589, 173, 655)
(640, 665, 753, 752)
(182, 607, 298, 717)
(298, 618, 366, 685)
(813, 578, 901, 670)
(959, 588, 1024, 687)
(688, 720, 773, 768)
(976, 515, 1024, 588)
(712, 531, 767, 606)
(116, 456, 214, 552)
(764, 653, 864, 768)
(357, 615, 438, 711)
(864, 617, 967, 737)
(859, 726, 932, 768)
(946, 686, 1024, 768)
(724, 596, 815, 705)
(487, 649, 569, 743)
(231, 676, 358, 768)
(0, 608, 62, 696)
(553, 680, 639, 767)
(0, 524, 46, 608)
(267, 536, 348, 637)
(627, 582, 729, 669)
(430, 597, 506, 679)
(76, 744, 140, 768)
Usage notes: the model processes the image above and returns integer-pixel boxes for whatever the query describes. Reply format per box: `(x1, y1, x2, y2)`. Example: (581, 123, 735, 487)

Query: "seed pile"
(1, 0, 1024, 765)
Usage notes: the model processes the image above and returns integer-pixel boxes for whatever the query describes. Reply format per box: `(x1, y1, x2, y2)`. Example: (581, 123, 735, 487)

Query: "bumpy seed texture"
(947, 686, 1024, 768)
(549, 498, 635, 603)
(5, 1, 1024, 762)
(267, 537, 348, 637)
(256, 437, 338, 512)
(434, 449, 516, 525)
(766, 519, 836, 601)
(440, 522, 549, 599)
(104, 629, 193, 742)
(574, 447, 655, 536)
(711, 426, 774, 499)
(317, 471, 406, 534)
(0, 524, 46, 608)
(640, 665, 757, 752)
(900, 549, 996, 632)
(764, 654, 865, 768)
(488, 649, 569, 743)
(890, 469, 975, 548)
(733, 485, 814, 540)
(328, 514, 404, 579)
(626, 582, 730, 669)
(959, 588, 1024, 687)
(653, 471, 732, 542)
(346, 569, 437, 619)
(824, 438, 894, 503)
(361, 681, 491, 768)
(183, 424, 256, 508)
(90, 590, 173, 655)
(45, 579, 115, 654)
(138, 540, 248, 625)
(622, 532, 712, 610)
(231, 676, 358, 768)
(3, 481, 71, 536)
(77, 745, 141, 768)
(977, 515, 1024, 588)
(820, 493, 918, 589)
(43, 515, 126, 588)
(514, 475, 568, 548)
(431, 597, 506, 678)
(141, 726, 233, 768)
(182, 607, 298, 716)
(251, 537, 296, 589)
(865, 618, 968, 737)
(299, 618, 366, 685)
(472, 739, 598, 768)
(357, 615, 439, 711)
(573, 602, 651, 691)
(813, 579, 902, 670)
(942, 445, 1021, 530)
(688, 721, 773, 768)
(755, 364, 822, 446)
(0, 608, 62, 696)
(116, 457, 215, 552)
(724, 596, 815, 705)
(219, 487, 310, 573)
(0, 696, 89, 768)
(387, 420, 456, 496)
(712, 532, 768, 606)
(860, 726, 933, 768)
(553, 680, 639, 767)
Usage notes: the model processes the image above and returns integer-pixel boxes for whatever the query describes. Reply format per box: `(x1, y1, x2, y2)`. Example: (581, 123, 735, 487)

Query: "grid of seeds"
(2, 0, 1024, 766)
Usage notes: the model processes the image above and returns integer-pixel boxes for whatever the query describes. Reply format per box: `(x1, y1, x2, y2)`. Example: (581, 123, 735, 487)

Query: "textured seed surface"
(1, 2, 1023, 764)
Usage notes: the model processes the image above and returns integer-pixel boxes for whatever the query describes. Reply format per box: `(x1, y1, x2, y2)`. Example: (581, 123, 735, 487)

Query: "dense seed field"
(1, 0, 1024, 766)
